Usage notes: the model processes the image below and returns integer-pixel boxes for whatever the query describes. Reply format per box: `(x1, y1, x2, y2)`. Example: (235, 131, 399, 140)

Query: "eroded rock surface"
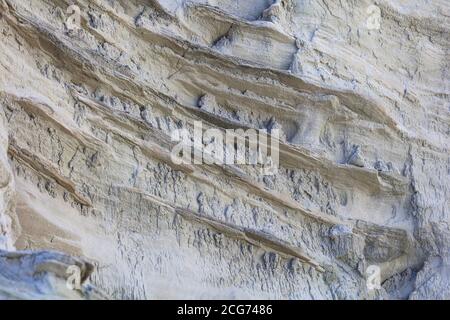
(0, 249, 105, 299)
(0, 0, 448, 299)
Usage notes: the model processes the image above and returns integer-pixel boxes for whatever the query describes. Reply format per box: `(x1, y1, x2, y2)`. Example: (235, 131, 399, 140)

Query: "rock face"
(0, 0, 448, 299)
(0, 250, 104, 299)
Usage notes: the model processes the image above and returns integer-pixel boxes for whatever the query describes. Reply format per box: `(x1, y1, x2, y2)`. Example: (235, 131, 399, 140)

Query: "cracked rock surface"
(0, 0, 449, 299)
(0, 250, 105, 299)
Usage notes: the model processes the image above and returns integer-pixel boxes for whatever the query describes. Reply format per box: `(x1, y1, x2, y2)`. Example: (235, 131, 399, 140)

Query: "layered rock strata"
(0, 0, 448, 299)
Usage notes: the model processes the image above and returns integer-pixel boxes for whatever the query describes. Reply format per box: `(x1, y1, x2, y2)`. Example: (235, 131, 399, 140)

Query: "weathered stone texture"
(0, 0, 448, 299)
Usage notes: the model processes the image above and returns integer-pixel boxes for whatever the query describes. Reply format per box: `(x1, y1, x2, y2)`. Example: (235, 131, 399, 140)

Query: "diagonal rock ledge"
(0, 0, 448, 299)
